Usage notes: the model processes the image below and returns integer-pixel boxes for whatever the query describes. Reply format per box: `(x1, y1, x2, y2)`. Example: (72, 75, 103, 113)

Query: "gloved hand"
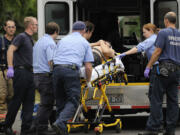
(119, 53, 126, 59)
(144, 67, 150, 78)
(86, 82, 92, 88)
(7, 67, 14, 78)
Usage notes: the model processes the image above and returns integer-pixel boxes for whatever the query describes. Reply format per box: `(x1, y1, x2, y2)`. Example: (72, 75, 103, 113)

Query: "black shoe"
(36, 130, 56, 135)
(163, 132, 175, 135)
(0, 122, 5, 133)
(138, 130, 159, 135)
(4, 128, 16, 135)
(52, 123, 68, 135)
(20, 129, 36, 135)
(20, 132, 36, 135)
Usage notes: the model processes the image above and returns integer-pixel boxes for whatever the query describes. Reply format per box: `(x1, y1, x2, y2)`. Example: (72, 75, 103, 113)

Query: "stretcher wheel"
(115, 121, 122, 133)
(84, 124, 90, 133)
(94, 124, 103, 135)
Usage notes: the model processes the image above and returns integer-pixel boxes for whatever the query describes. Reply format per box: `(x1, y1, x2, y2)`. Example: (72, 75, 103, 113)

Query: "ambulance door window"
(154, 0, 178, 28)
(45, 2, 69, 35)
(118, 16, 140, 48)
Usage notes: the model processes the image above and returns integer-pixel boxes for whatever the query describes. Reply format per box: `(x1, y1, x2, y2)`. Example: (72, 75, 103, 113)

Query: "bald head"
(164, 12, 176, 24)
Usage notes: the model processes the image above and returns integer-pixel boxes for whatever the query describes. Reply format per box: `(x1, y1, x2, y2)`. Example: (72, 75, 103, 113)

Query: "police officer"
(140, 12, 180, 135)
(4, 16, 38, 135)
(33, 22, 60, 135)
(0, 20, 16, 130)
(52, 21, 94, 135)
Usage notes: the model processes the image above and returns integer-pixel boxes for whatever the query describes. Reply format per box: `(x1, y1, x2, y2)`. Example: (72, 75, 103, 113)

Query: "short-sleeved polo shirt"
(53, 32, 94, 68)
(33, 34, 56, 73)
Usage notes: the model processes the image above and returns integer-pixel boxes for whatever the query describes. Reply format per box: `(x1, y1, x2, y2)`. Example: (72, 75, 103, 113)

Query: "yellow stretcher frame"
(67, 57, 128, 134)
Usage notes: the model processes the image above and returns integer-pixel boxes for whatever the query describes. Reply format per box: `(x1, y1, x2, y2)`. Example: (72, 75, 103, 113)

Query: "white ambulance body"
(37, 0, 180, 114)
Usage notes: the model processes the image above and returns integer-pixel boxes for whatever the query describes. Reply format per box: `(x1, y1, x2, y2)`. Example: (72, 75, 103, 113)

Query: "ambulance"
(37, 0, 180, 115)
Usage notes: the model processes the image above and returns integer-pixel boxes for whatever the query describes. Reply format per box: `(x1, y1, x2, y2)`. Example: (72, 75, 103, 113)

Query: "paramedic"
(140, 12, 180, 135)
(4, 17, 38, 135)
(0, 20, 16, 129)
(83, 21, 115, 67)
(33, 22, 60, 135)
(52, 21, 94, 135)
(119, 23, 158, 104)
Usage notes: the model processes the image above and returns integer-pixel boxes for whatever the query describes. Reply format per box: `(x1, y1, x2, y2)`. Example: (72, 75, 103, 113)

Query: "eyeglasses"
(32, 23, 38, 26)
(7, 26, 16, 29)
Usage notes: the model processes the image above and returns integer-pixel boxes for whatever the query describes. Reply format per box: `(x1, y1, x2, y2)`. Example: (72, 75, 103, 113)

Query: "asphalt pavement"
(10, 112, 180, 135)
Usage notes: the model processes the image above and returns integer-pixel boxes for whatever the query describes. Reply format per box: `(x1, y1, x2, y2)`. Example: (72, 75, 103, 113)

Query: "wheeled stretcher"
(66, 56, 128, 134)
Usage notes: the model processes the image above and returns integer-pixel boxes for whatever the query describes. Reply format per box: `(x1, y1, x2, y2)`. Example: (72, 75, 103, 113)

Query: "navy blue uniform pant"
(146, 70, 179, 133)
(53, 66, 80, 132)
(148, 65, 163, 126)
(5, 68, 35, 132)
(34, 74, 54, 131)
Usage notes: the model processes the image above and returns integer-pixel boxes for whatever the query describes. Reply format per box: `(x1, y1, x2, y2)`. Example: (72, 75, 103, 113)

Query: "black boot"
(163, 131, 175, 135)
(36, 129, 56, 135)
(0, 122, 5, 133)
(4, 128, 16, 135)
(138, 130, 159, 135)
(52, 123, 68, 135)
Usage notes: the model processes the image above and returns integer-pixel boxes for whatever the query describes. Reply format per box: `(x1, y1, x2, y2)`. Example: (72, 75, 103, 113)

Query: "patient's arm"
(90, 40, 103, 47)
(85, 62, 93, 82)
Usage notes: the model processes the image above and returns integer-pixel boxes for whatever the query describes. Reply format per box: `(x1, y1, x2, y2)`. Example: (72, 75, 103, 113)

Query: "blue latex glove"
(7, 67, 14, 78)
(119, 53, 126, 59)
(144, 67, 150, 78)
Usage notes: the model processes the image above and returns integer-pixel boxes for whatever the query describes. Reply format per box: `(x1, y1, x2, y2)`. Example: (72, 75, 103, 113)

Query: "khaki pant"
(0, 70, 13, 122)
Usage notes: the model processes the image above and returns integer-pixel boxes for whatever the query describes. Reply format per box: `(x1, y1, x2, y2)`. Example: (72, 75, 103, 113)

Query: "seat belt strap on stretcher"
(92, 48, 107, 62)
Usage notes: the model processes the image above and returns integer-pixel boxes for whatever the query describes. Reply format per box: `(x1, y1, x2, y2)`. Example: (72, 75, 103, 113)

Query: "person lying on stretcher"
(91, 40, 115, 67)
(83, 21, 115, 67)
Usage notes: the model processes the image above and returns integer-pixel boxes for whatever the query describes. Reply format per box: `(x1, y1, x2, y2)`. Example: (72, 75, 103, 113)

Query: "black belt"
(153, 64, 159, 67)
(53, 64, 79, 70)
(34, 73, 52, 77)
(14, 65, 33, 72)
(160, 61, 180, 71)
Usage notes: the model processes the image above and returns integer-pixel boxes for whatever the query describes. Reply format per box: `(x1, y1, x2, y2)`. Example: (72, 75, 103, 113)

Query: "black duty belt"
(160, 61, 180, 72)
(14, 65, 33, 72)
(153, 64, 159, 68)
(53, 64, 79, 70)
(34, 73, 52, 77)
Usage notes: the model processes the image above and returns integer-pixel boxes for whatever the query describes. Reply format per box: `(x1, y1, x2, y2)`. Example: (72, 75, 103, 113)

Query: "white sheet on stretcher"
(80, 57, 125, 82)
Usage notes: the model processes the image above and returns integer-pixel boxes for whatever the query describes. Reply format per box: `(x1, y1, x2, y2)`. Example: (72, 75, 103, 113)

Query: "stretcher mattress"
(80, 57, 125, 82)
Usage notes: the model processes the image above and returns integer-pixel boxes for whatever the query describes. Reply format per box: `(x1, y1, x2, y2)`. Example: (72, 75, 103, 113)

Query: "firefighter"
(4, 17, 38, 135)
(0, 20, 16, 131)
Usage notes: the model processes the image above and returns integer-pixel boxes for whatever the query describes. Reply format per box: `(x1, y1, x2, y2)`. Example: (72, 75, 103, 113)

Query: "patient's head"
(104, 41, 112, 48)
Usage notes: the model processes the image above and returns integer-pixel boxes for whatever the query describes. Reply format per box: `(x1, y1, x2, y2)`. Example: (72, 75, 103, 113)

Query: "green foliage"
(0, 0, 37, 34)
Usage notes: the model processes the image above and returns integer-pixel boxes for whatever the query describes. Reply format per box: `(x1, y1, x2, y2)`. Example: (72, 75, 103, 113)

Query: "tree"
(0, 0, 37, 34)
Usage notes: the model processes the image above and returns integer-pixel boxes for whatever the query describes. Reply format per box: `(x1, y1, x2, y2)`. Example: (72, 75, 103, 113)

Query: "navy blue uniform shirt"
(12, 32, 34, 67)
(0, 36, 11, 66)
(155, 27, 180, 65)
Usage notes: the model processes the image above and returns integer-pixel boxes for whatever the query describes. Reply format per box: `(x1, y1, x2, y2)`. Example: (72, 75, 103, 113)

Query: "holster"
(158, 61, 180, 77)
